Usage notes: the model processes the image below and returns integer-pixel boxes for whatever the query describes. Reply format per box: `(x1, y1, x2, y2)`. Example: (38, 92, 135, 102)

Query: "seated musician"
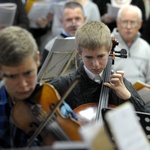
(49, 21, 145, 114)
(0, 26, 76, 148)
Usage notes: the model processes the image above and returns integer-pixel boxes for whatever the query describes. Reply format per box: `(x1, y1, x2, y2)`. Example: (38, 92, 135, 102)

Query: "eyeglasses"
(119, 20, 139, 27)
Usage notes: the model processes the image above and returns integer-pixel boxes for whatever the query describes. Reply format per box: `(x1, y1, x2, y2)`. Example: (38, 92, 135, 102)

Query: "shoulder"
(51, 73, 77, 86)
(137, 37, 150, 50)
(139, 38, 150, 46)
(49, 72, 77, 96)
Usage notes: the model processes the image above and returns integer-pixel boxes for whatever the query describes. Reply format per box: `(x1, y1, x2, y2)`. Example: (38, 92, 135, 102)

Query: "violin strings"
(32, 104, 69, 140)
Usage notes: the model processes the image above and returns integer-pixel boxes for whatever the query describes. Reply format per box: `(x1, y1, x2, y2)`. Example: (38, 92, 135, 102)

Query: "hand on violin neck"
(60, 102, 78, 120)
(103, 70, 131, 100)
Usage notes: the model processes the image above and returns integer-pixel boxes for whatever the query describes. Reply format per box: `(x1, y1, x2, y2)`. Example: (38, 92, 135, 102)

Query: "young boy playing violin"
(0, 26, 76, 148)
(50, 21, 145, 115)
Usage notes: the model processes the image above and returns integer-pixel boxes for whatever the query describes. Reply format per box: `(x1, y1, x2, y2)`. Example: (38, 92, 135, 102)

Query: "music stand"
(102, 108, 150, 142)
(3, 142, 89, 150)
(37, 38, 77, 83)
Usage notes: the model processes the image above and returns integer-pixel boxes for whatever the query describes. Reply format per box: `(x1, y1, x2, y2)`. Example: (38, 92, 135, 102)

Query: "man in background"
(112, 5, 150, 85)
(41, 1, 86, 66)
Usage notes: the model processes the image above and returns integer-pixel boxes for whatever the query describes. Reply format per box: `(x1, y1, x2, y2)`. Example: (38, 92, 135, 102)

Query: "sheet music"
(37, 37, 77, 82)
(28, 2, 51, 28)
(107, 3, 120, 18)
(0, 3, 17, 26)
(105, 102, 150, 150)
(49, 2, 64, 20)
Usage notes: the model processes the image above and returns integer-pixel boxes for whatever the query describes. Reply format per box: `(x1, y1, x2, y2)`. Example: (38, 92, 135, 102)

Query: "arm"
(50, 75, 77, 119)
(104, 71, 145, 112)
(14, 0, 29, 30)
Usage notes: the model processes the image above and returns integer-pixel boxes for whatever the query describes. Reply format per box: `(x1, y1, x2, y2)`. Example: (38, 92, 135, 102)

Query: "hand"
(36, 16, 49, 28)
(101, 13, 115, 24)
(103, 71, 131, 100)
(0, 24, 7, 30)
(47, 12, 54, 21)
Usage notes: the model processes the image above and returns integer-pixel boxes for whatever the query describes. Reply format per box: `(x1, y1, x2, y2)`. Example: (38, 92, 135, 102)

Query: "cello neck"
(95, 58, 112, 123)
(95, 38, 119, 123)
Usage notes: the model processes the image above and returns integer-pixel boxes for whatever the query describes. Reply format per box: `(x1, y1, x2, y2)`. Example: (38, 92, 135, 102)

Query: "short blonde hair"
(75, 21, 112, 52)
(0, 26, 38, 66)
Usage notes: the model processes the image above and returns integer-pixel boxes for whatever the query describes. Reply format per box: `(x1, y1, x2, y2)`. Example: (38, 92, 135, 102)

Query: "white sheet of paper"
(51, 3, 64, 20)
(105, 102, 150, 150)
(0, 3, 17, 26)
(107, 3, 120, 18)
(28, 2, 51, 28)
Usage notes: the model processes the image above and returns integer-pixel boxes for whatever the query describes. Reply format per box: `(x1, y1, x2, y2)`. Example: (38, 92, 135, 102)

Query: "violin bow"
(25, 76, 80, 149)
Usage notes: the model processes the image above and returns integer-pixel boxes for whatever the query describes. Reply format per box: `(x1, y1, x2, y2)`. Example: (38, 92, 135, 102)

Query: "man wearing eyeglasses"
(112, 4, 150, 85)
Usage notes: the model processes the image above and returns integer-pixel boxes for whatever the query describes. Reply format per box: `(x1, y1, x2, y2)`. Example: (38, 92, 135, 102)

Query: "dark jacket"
(50, 63, 145, 112)
(142, 16, 150, 44)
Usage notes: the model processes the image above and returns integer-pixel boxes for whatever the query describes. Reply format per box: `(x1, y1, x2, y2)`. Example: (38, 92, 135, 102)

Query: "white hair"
(117, 5, 142, 20)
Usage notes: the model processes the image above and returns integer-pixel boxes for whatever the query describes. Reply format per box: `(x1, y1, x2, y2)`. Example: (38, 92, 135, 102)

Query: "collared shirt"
(0, 83, 75, 148)
(83, 65, 103, 83)
(61, 30, 70, 38)
(0, 85, 29, 148)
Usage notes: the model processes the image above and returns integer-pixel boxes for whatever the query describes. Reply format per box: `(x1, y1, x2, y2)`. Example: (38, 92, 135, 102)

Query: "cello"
(11, 77, 83, 148)
(74, 38, 127, 125)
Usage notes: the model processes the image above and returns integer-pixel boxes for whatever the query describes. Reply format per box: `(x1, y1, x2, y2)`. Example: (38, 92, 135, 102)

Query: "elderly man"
(112, 4, 150, 85)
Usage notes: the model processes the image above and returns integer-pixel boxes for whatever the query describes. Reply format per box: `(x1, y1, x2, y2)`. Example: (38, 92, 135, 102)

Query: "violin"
(74, 38, 127, 125)
(11, 81, 82, 148)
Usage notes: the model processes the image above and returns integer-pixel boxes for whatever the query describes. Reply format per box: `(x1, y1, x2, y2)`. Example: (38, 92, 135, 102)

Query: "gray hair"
(117, 5, 142, 20)
(63, 1, 85, 16)
(0, 26, 38, 66)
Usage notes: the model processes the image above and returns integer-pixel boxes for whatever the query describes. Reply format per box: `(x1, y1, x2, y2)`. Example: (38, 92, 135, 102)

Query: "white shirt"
(84, 65, 103, 83)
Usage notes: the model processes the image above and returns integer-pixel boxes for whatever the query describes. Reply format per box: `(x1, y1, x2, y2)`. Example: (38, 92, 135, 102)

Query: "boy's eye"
(98, 55, 104, 58)
(3, 74, 18, 79)
(24, 71, 32, 76)
(86, 56, 93, 59)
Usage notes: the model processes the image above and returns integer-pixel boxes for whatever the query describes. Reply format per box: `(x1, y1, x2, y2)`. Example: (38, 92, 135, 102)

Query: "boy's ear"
(76, 48, 82, 58)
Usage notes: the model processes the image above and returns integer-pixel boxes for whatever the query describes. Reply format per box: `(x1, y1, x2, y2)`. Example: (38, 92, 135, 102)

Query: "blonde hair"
(75, 21, 112, 52)
(0, 26, 38, 66)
